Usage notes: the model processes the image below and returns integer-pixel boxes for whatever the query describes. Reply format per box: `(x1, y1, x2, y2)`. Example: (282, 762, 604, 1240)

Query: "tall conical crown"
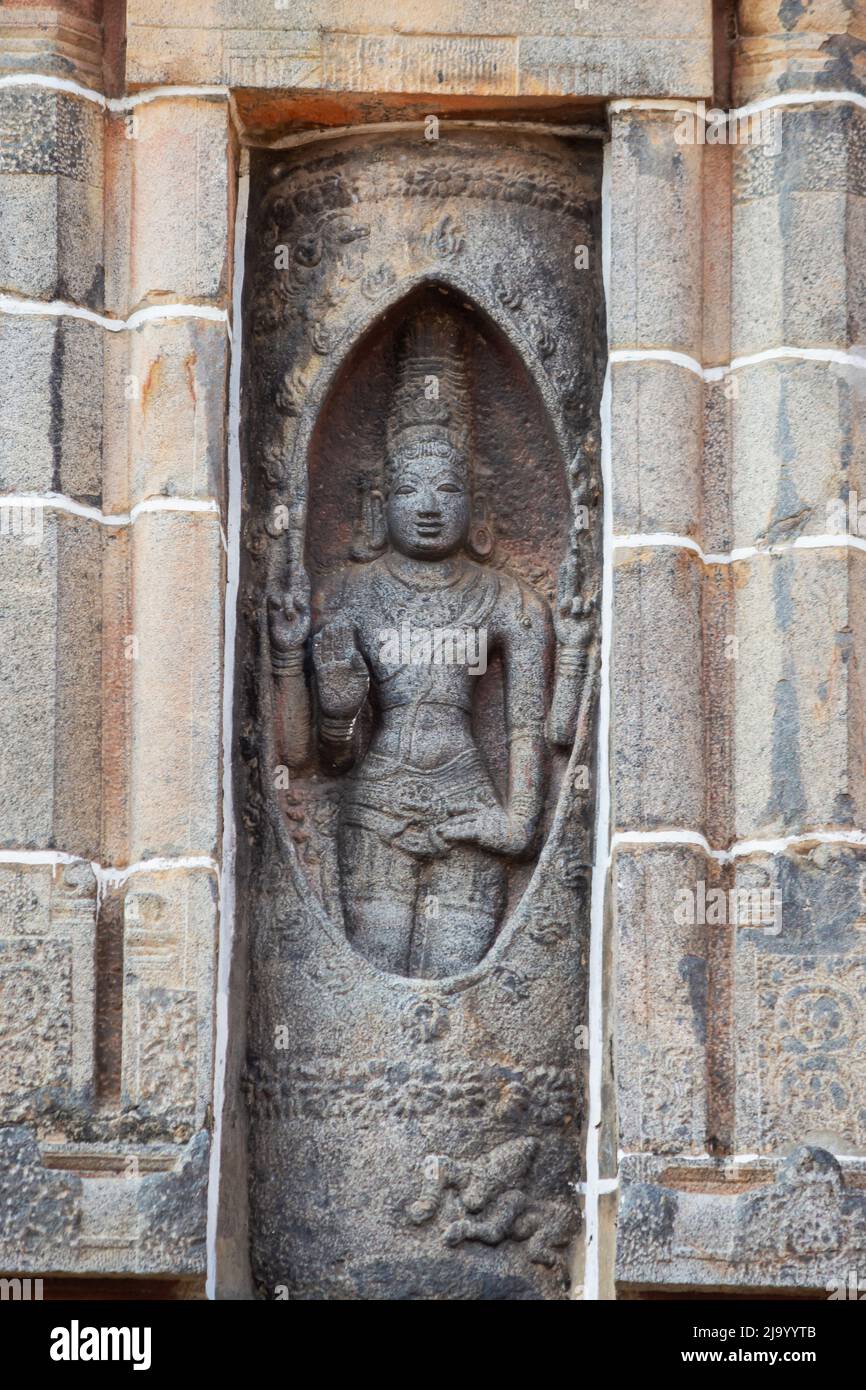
(385, 306, 471, 486)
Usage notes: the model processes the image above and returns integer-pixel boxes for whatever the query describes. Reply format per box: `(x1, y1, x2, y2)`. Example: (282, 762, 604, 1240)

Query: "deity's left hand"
(438, 805, 531, 855)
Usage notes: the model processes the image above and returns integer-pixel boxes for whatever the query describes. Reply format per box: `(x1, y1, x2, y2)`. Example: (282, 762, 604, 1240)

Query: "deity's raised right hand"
(267, 566, 311, 657)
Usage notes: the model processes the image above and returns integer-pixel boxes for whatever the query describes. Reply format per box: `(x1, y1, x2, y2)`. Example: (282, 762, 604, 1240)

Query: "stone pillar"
(0, 3, 233, 1284)
(607, 106, 725, 1291)
(614, 2, 866, 1295)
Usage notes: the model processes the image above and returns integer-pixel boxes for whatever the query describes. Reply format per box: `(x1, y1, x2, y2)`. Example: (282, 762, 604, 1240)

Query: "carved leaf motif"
(493, 263, 523, 311)
(493, 966, 532, 1002)
(426, 214, 465, 259)
(401, 996, 450, 1043)
(307, 953, 356, 996)
(260, 442, 288, 488)
(531, 319, 557, 360)
(308, 318, 332, 354)
(361, 263, 397, 301)
(275, 368, 308, 416)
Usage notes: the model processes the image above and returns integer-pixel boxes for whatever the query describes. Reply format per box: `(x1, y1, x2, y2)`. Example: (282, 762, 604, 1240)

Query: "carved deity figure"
(268, 308, 591, 979)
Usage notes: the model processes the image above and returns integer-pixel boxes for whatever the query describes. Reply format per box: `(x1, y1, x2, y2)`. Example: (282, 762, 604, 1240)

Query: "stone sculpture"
(241, 131, 604, 1298)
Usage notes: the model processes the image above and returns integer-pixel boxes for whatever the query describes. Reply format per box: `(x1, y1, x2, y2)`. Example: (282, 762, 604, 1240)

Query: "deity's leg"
(338, 821, 419, 974)
(411, 845, 507, 978)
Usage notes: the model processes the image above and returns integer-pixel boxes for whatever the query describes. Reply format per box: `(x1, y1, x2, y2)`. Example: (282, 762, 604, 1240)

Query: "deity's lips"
(415, 522, 443, 535)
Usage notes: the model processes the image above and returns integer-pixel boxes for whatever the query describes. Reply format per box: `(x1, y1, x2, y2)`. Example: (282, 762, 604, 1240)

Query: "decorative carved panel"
(238, 130, 605, 1299)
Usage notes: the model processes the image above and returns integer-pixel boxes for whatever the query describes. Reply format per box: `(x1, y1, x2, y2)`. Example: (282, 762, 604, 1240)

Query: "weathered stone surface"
(617, 839, 866, 1290)
(733, 842, 866, 1155)
(0, 513, 102, 857)
(0, 858, 213, 1276)
(617, 1147, 866, 1292)
(125, 0, 714, 98)
(731, 549, 863, 840)
(0, 1126, 82, 1268)
(0, 1125, 209, 1276)
(735, 0, 866, 104)
(731, 358, 866, 548)
(610, 361, 704, 541)
(129, 510, 223, 861)
(0, 87, 104, 307)
(614, 844, 713, 1155)
(615, 841, 866, 1170)
(237, 130, 603, 1299)
(0, 860, 97, 1122)
(120, 869, 218, 1140)
(732, 105, 866, 356)
(3, 0, 864, 1305)
(611, 547, 705, 833)
(103, 318, 229, 513)
(125, 98, 232, 312)
(702, 377, 735, 555)
(608, 110, 705, 356)
(0, 87, 102, 184)
(0, 172, 104, 309)
(0, 314, 103, 500)
(0, 3, 104, 90)
(700, 143, 733, 371)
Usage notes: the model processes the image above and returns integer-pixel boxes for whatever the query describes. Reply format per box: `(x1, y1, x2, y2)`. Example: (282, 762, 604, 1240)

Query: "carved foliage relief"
(239, 131, 605, 1299)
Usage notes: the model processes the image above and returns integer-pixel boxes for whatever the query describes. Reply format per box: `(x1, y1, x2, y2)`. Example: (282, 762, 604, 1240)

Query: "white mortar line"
(610, 345, 866, 381)
(618, 1148, 865, 1166)
(0, 292, 229, 333)
(610, 90, 866, 118)
(8, 73, 866, 121)
(614, 531, 866, 565)
(0, 492, 222, 527)
(0, 73, 228, 111)
(611, 827, 866, 862)
(0, 849, 218, 900)
(575, 1177, 619, 1195)
(733, 89, 866, 118)
(207, 151, 249, 1303)
(0, 849, 88, 868)
(582, 141, 614, 1304)
(0, 845, 216, 878)
(96, 855, 219, 887)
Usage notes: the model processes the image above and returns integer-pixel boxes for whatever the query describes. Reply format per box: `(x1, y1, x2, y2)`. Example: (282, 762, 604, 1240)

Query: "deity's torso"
(317, 554, 503, 771)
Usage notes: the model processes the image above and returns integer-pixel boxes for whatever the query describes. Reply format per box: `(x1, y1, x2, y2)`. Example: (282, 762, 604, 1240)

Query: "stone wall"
(0, 0, 232, 1286)
(0, 0, 864, 1298)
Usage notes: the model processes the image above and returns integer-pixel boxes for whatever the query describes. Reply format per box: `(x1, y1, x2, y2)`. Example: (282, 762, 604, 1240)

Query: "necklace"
(384, 553, 467, 591)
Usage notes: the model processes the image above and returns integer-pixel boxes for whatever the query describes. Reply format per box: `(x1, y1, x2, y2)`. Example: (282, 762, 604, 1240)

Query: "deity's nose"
(416, 490, 440, 516)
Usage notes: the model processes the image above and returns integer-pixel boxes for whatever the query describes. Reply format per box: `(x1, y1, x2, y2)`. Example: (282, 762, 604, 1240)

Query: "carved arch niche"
(238, 130, 605, 1300)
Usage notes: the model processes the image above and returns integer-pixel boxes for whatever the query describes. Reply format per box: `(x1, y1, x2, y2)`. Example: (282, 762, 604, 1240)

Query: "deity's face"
(385, 451, 470, 560)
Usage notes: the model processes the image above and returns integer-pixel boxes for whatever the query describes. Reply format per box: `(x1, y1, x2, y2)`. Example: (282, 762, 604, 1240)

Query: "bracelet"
(510, 794, 537, 818)
(319, 712, 358, 745)
(558, 646, 587, 674)
(272, 649, 305, 676)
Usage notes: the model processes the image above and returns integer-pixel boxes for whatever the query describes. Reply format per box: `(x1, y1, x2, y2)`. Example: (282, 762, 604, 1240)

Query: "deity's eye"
(437, 482, 462, 494)
(394, 484, 415, 497)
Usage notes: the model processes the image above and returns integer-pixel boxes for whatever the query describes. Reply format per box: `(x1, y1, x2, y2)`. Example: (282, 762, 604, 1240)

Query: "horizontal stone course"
(734, 0, 866, 104)
(732, 104, 866, 356)
(611, 546, 705, 834)
(123, 97, 232, 314)
(103, 317, 229, 514)
(731, 547, 863, 842)
(617, 1146, 866, 1292)
(612, 354, 866, 553)
(0, 313, 103, 500)
(0, 512, 102, 857)
(128, 510, 223, 862)
(615, 839, 866, 1159)
(125, 0, 714, 96)
(608, 109, 704, 357)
